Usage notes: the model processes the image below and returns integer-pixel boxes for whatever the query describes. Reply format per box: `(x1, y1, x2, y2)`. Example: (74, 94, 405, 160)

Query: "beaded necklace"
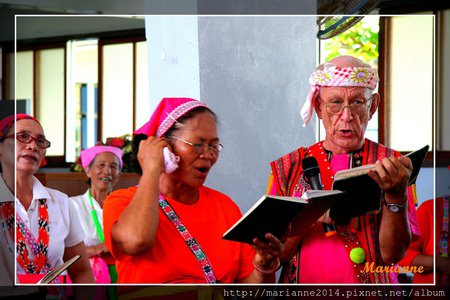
(439, 195, 449, 257)
(158, 194, 218, 284)
(438, 195, 449, 286)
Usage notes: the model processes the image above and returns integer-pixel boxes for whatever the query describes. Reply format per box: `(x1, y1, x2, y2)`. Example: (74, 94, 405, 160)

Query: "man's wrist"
(383, 198, 407, 213)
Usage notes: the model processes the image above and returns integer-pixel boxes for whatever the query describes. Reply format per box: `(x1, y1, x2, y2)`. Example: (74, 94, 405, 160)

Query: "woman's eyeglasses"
(3, 132, 51, 149)
(169, 136, 223, 156)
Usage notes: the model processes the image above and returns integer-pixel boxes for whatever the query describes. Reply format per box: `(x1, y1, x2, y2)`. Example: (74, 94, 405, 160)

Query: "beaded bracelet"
(253, 257, 281, 274)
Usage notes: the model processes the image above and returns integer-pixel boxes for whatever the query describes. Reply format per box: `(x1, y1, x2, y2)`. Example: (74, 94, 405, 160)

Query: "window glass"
(386, 15, 433, 151)
(66, 39, 98, 162)
(12, 38, 145, 163)
(135, 41, 150, 130)
(35, 48, 65, 156)
(102, 43, 133, 140)
(5, 52, 15, 99)
(16, 51, 34, 113)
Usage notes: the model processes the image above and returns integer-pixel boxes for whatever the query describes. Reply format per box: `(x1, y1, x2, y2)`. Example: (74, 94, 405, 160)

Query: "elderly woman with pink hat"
(103, 97, 285, 284)
(70, 145, 123, 284)
(0, 114, 94, 284)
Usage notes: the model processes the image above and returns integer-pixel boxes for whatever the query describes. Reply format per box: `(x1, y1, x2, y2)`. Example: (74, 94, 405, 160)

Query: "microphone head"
(302, 156, 320, 178)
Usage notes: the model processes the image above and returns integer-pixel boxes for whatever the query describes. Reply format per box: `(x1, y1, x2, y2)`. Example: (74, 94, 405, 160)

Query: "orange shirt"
(103, 185, 255, 283)
(399, 198, 443, 283)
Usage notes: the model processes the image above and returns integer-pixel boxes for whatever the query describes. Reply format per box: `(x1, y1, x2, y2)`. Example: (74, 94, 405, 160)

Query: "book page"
(240, 195, 307, 219)
(333, 145, 428, 183)
(302, 189, 344, 199)
(37, 255, 81, 284)
(334, 164, 376, 181)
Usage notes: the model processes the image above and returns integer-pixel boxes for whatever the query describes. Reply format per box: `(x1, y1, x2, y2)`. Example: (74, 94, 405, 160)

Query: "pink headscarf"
(0, 114, 47, 167)
(134, 97, 209, 137)
(80, 145, 124, 171)
(300, 63, 379, 127)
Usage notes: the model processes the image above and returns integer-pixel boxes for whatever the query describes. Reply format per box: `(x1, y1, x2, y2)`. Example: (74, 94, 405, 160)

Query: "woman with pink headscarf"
(70, 145, 123, 284)
(0, 114, 94, 284)
(103, 97, 285, 284)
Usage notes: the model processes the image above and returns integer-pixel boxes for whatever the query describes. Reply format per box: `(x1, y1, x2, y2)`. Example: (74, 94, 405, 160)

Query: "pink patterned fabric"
(89, 257, 111, 284)
(300, 64, 379, 126)
(80, 145, 124, 171)
(269, 139, 419, 284)
(134, 98, 209, 137)
(297, 154, 357, 283)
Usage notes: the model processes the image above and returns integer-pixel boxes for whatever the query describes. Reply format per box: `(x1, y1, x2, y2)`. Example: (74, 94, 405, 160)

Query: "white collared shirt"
(70, 190, 104, 247)
(15, 176, 85, 274)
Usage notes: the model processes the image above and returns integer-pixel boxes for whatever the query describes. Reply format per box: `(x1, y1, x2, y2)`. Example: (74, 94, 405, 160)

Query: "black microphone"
(302, 156, 336, 237)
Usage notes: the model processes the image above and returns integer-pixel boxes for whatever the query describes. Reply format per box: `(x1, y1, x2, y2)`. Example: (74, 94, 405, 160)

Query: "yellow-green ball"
(350, 247, 365, 264)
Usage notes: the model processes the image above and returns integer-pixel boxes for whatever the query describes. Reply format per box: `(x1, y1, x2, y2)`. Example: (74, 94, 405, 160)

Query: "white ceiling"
(0, 0, 196, 42)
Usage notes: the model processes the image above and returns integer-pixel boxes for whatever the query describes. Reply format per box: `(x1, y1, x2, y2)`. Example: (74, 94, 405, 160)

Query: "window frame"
(8, 29, 145, 167)
(97, 35, 146, 143)
(17, 43, 68, 167)
(379, 16, 449, 167)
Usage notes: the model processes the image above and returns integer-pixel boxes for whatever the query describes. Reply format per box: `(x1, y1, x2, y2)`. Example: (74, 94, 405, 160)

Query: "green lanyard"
(88, 190, 105, 242)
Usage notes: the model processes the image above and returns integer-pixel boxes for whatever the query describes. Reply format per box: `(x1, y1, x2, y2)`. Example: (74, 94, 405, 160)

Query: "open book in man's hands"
(329, 144, 429, 225)
(37, 255, 81, 284)
(222, 145, 429, 244)
(222, 191, 345, 244)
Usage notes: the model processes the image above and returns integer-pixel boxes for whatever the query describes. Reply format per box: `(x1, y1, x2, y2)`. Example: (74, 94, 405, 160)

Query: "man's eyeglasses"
(320, 97, 372, 115)
(169, 136, 223, 156)
(3, 132, 51, 149)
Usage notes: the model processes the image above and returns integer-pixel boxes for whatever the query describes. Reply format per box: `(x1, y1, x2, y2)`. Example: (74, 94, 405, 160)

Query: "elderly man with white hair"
(267, 55, 419, 284)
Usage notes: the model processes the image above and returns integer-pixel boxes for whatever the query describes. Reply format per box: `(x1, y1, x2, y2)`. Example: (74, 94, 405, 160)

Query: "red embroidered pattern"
(272, 139, 401, 284)
(16, 198, 50, 274)
(438, 196, 449, 286)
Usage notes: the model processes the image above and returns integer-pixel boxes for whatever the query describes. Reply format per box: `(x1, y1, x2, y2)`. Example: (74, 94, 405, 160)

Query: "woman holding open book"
(267, 55, 419, 284)
(103, 97, 285, 283)
(0, 114, 94, 284)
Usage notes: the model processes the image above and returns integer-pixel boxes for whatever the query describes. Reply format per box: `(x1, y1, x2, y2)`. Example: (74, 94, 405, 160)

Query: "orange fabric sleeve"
(102, 186, 137, 261)
(102, 185, 256, 283)
(399, 200, 433, 267)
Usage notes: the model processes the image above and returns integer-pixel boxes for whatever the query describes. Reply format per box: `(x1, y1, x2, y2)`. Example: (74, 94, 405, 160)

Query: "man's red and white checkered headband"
(300, 63, 379, 126)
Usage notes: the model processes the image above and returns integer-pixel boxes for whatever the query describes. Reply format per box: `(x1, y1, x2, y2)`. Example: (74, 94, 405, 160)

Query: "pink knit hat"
(134, 98, 209, 137)
(80, 145, 124, 171)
